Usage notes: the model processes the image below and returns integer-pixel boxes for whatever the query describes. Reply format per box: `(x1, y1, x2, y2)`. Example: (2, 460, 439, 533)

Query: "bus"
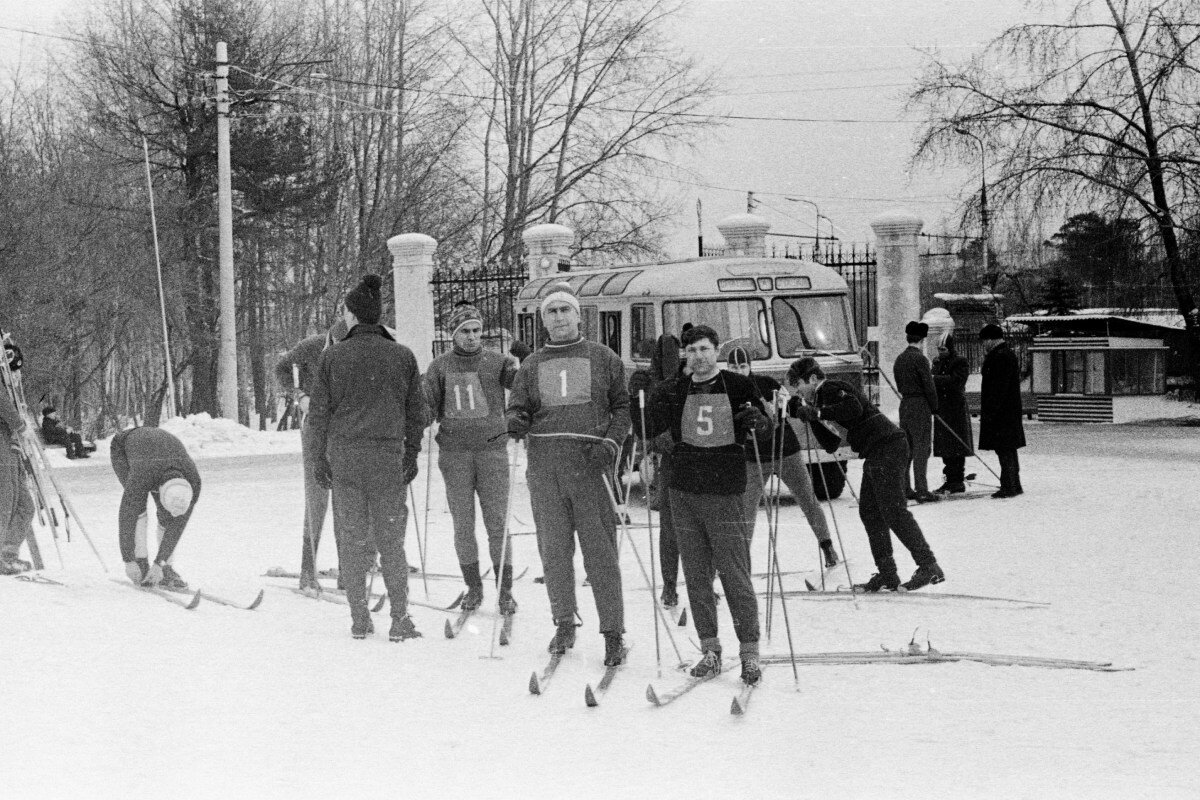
(513, 254, 864, 498)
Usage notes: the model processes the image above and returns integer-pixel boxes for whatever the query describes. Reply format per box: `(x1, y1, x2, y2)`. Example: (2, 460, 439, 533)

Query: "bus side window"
(631, 304, 656, 360)
(517, 312, 537, 349)
(600, 310, 622, 356)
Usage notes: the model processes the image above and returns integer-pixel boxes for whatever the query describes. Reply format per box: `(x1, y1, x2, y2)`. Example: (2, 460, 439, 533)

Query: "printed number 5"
(696, 405, 713, 436)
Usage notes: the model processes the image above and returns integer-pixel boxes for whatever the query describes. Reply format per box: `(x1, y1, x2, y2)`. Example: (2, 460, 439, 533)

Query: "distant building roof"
(1006, 309, 1185, 334)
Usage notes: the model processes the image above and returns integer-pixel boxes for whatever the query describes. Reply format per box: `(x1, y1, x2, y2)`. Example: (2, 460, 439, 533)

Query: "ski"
(910, 489, 993, 505)
(584, 646, 632, 707)
(13, 572, 66, 586)
(201, 588, 264, 610)
(660, 602, 687, 627)
(288, 586, 351, 606)
(444, 606, 476, 639)
(529, 653, 564, 695)
(756, 650, 1127, 672)
(113, 578, 201, 609)
(730, 677, 760, 716)
(646, 671, 718, 707)
(407, 591, 466, 613)
(787, 587, 1048, 606)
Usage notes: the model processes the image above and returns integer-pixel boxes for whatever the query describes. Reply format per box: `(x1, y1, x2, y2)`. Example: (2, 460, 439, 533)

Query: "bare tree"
(910, 0, 1200, 388)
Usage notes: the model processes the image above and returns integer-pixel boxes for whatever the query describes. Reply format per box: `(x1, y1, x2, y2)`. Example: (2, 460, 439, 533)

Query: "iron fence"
(429, 262, 528, 356)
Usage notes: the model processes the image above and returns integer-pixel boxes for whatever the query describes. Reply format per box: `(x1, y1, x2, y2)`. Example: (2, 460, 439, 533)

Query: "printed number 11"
(453, 384, 476, 411)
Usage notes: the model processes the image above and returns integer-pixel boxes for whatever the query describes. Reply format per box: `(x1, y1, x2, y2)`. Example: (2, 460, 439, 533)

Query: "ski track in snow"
(4, 421, 1200, 799)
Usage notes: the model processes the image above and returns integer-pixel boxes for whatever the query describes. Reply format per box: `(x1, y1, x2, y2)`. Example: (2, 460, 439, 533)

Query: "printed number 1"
(696, 405, 713, 436)
(559, 369, 568, 397)
(453, 384, 476, 411)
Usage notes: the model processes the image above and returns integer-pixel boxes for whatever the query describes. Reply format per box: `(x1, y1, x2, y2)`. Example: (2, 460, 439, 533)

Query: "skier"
(273, 317, 349, 591)
(506, 282, 630, 667)
(648, 333, 683, 606)
(649, 325, 772, 685)
(978, 323, 1026, 498)
(423, 302, 520, 613)
(306, 274, 428, 641)
(40, 406, 92, 459)
(894, 321, 940, 503)
(931, 332, 974, 494)
(110, 426, 200, 589)
(726, 346, 838, 567)
(0, 372, 36, 576)
(785, 357, 946, 592)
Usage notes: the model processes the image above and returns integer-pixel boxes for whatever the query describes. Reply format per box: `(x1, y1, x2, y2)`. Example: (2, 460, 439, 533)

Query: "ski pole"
(423, 424, 433, 576)
(408, 482, 430, 600)
(747, 429, 778, 641)
(484, 445, 519, 660)
(637, 389, 662, 677)
(799, 414, 858, 607)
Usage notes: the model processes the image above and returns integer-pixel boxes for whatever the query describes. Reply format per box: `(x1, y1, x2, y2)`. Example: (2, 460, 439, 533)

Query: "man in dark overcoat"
(931, 332, 973, 494)
(978, 323, 1026, 498)
(893, 321, 939, 502)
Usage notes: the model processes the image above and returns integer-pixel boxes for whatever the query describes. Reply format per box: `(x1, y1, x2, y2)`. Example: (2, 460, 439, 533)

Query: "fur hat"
(447, 302, 483, 336)
(159, 477, 194, 517)
(979, 323, 1004, 341)
(905, 321, 929, 339)
(540, 283, 580, 315)
(345, 274, 383, 325)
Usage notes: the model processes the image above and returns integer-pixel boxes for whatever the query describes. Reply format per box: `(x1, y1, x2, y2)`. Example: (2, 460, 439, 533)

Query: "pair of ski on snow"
(527, 645, 632, 708)
(108, 578, 264, 610)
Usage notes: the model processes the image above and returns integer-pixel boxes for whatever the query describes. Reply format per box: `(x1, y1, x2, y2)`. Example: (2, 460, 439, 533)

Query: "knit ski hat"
(159, 477, 194, 517)
(447, 302, 483, 336)
(345, 274, 383, 324)
(540, 283, 580, 315)
(727, 345, 752, 368)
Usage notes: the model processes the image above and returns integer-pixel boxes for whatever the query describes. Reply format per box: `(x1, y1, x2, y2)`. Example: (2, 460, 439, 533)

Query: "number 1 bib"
(537, 358, 592, 406)
(681, 393, 735, 448)
(443, 372, 490, 419)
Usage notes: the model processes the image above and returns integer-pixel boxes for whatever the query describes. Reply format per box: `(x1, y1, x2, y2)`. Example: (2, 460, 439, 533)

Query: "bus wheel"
(809, 461, 846, 500)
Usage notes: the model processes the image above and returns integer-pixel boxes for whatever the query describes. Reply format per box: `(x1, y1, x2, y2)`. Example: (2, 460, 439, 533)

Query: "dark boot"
(660, 585, 679, 608)
(820, 540, 839, 568)
(548, 620, 577, 654)
(389, 614, 422, 642)
(603, 631, 626, 666)
(689, 648, 722, 678)
(298, 569, 321, 593)
(159, 564, 188, 590)
(350, 612, 375, 640)
(460, 561, 483, 611)
(902, 563, 945, 591)
(855, 572, 900, 592)
(740, 654, 762, 686)
(495, 563, 517, 614)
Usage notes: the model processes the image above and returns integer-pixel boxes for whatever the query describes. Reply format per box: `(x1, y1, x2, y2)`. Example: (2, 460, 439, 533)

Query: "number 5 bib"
(537, 358, 592, 406)
(681, 393, 735, 448)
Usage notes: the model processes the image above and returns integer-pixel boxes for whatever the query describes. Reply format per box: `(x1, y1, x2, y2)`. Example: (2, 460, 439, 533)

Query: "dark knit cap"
(345, 274, 383, 324)
(905, 321, 929, 338)
(979, 323, 1004, 340)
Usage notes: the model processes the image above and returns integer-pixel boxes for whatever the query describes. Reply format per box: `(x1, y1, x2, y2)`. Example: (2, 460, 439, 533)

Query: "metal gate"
(429, 262, 528, 355)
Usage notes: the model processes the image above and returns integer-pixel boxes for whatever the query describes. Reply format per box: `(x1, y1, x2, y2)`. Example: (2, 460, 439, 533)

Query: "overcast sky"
(0, 0, 1050, 256)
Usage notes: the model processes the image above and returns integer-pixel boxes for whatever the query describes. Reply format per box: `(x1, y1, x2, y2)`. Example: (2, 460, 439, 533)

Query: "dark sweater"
(809, 378, 903, 458)
(273, 334, 326, 394)
(110, 427, 201, 563)
(424, 346, 518, 450)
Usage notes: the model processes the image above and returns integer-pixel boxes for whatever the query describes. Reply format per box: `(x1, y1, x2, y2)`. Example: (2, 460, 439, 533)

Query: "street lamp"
(954, 127, 989, 285)
(785, 196, 821, 252)
(817, 212, 838, 245)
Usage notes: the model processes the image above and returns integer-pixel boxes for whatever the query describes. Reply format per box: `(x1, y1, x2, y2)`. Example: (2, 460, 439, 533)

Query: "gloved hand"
(588, 439, 618, 473)
(773, 386, 792, 411)
(648, 430, 674, 455)
(402, 455, 419, 485)
(143, 562, 164, 586)
(734, 406, 772, 440)
(507, 410, 531, 441)
(315, 457, 333, 490)
(124, 561, 145, 584)
(792, 403, 820, 422)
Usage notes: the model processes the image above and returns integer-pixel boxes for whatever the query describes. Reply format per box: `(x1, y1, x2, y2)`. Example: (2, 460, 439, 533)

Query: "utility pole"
(215, 41, 239, 420)
(785, 196, 821, 255)
(955, 128, 989, 287)
(746, 191, 755, 213)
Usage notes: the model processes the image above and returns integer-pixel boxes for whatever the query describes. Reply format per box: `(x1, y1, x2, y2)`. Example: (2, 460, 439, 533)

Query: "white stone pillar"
(523, 223, 575, 279)
(715, 213, 770, 257)
(387, 232, 438, 372)
(921, 307, 955, 362)
(870, 211, 924, 418)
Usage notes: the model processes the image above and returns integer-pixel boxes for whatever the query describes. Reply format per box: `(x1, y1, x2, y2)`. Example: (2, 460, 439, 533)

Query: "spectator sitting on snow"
(41, 407, 93, 459)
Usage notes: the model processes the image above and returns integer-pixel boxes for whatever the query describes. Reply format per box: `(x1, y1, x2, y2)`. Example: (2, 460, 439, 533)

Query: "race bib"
(443, 372, 489, 419)
(538, 358, 592, 407)
(681, 393, 735, 448)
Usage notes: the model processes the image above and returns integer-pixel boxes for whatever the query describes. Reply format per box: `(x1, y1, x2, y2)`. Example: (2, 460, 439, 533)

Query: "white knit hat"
(540, 283, 580, 315)
(160, 477, 194, 517)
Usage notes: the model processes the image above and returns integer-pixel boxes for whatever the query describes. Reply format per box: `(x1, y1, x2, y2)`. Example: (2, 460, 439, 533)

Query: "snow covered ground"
(4, 417, 1199, 799)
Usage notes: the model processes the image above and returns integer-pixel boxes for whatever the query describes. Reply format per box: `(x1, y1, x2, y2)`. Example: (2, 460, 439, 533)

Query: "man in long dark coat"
(931, 332, 974, 494)
(978, 323, 1026, 498)
(893, 321, 939, 502)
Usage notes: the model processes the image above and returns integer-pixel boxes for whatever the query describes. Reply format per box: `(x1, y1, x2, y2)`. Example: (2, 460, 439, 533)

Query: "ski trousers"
(299, 423, 332, 575)
(438, 447, 511, 570)
(528, 444, 624, 633)
(0, 458, 35, 557)
(859, 436, 936, 574)
(669, 488, 759, 654)
(657, 454, 680, 589)
(742, 451, 832, 544)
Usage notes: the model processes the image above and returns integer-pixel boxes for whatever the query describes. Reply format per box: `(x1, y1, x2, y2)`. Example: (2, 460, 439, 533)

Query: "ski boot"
(902, 563, 945, 591)
(934, 481, 966, 495)
(820, 540, 839, 568)
(498, 590, 518, 615)
(159, 564, 188, 590)
(603, 631, 626, 666)
(298, 570, 321, 594)
(495, 563, 517, 614)
(547, 620, 577, 655)
(689, 648, 722, 679)
(855, 572, 900, 593)
(350, 617, 375, 640)
(0, 554, 33, 576)
(740, 655, 762, 686)
(914, 491, 942, 504)
(660, 585, 679, 608)
(389, 615, 422, 642)
(460, 562, 484, 611)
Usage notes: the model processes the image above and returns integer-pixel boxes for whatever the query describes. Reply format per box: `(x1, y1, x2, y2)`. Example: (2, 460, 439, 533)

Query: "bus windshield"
(772, 295, 855, 355)
(663, 299, 770, 359)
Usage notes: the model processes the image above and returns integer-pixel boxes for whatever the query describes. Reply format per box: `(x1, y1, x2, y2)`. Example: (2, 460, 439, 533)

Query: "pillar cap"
(870, 211, 924, 237)
(715, 213, 771, 238)
(387, 233, 437, 259)
(522, 223, 575, 247)
(921, 307, 953, 324)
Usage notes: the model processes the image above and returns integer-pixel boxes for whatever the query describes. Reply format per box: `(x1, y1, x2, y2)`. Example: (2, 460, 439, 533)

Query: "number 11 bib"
(681, 393, 735, 448)
(443, 372, 490, 419)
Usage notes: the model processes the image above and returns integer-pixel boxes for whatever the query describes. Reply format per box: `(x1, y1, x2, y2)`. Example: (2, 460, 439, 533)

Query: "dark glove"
(648, 430, 674, 455)
(793, 403, 820, 422)
(734, 406, 772, 440)
(506, 410, 531, 441)
(588, 439, 618, 473)
(314, 457, 333, 490)
(402, 455, 419, 485)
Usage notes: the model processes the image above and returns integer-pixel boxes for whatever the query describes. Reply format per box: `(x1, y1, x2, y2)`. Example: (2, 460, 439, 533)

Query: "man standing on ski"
(785, 357, 945, 592)
(0, 370, 36, 576)
(424, 302, 520, 614)
(506, 282, 630, 667)
(307, 274, 429, 641)
(110, 426, 200, 589)
(894, 320, 940, 503)
(274, 317, 349, 591)
(649, 325, 771, 686)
